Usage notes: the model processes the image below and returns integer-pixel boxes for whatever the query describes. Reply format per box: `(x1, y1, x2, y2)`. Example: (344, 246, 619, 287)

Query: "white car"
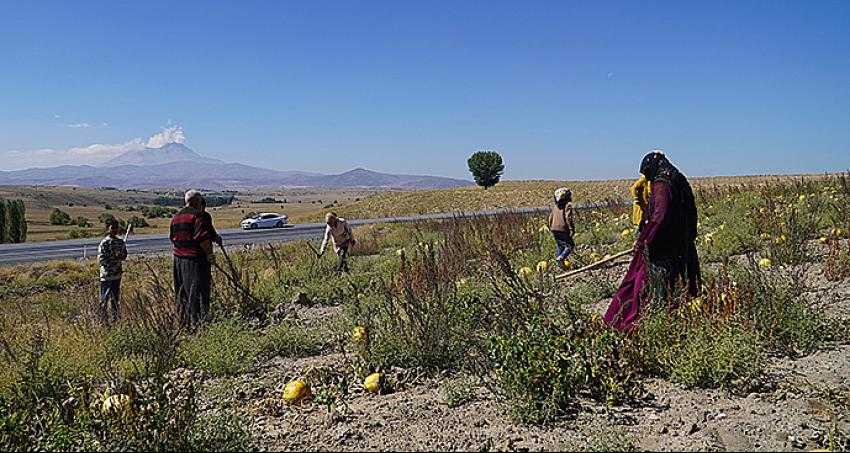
(241, 213, 289, 229)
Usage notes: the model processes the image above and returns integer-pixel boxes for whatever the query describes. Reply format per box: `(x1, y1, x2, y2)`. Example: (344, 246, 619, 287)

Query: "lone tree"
(467, 150, 504, 189)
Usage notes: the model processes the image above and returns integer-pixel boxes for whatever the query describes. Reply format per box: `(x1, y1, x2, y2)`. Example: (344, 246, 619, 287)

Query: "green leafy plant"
(49, 208, 72, 226)
(467, 150, 505, 190)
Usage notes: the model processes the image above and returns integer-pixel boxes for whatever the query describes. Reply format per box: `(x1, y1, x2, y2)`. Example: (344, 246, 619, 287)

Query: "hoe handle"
(554, 249, 633, 280)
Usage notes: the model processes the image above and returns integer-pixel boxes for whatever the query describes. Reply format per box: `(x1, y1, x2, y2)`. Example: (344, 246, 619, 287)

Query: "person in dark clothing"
(171, 190, 218, 329)
(638, 151, 701, 297)
(604, 150, 700, 331)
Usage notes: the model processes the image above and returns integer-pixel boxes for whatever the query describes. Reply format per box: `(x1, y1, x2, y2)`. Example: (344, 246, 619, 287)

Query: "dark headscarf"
(639, 150, 698, 242)
(640, 151, 678, 183)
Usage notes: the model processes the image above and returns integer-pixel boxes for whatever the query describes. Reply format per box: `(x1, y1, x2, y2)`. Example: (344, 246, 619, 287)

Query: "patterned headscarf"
(554, 187, 572, 206)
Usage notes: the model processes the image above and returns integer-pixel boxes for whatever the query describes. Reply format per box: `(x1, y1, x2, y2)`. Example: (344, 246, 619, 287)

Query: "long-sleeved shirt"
(98, 235, 128, 281)
(321, 219, 354, 253)
(637, 180, 694, 261)
(548, 203, 576, 236)
(170, 206, 215, 259)
(630, 176, 651, 228)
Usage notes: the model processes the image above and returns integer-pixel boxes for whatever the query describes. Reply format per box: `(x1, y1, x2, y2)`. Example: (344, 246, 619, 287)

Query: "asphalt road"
(0, 203, 616, 266)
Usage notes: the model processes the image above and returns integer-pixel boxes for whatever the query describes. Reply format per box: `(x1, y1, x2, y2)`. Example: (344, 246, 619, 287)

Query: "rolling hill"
(0, 143, 471, 190)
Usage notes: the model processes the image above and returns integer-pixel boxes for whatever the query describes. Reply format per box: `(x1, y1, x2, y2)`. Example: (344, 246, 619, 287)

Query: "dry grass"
(296, 174, 838, 222)
(2, 185, 373, 241)
(2, 173, 849, 450)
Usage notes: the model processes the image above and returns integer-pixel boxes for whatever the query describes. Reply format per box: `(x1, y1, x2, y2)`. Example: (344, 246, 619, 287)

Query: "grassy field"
(1, 174, 849, 450)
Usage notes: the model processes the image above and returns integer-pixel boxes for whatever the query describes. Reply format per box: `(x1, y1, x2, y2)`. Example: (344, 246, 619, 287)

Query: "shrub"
(188, 413, 257, 452)
(97, 213, 117, 225)
(631, 307, 765, 390)
(127, 216, 150, 228)
(475, 250, 636, 423)
(488, 310, 632, 422)
(0, 325, 254, 452)
(731, 261, 838, 355)
(66, 227, 93, 239)
(259, 321, 327, 359)
(179, 320, 261, 376)
(584, 429, 638, 452)
(439, 376, 477, 408)
(73, 216, 91, 228)
(49, 208, 72, 226)
(347, 243, 485, 372)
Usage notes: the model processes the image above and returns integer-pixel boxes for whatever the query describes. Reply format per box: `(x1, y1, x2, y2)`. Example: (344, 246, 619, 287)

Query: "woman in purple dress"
(604, 151, 701, 331)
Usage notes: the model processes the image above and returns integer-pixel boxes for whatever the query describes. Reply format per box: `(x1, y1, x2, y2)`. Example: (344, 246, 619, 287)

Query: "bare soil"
(193, 265, 850, 452)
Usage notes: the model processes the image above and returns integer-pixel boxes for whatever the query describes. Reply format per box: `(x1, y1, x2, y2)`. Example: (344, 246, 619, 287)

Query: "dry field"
(0, 185, 373, 242)
(1, 174, 833, 242)
(1, 175, 849, 452)
(296, 174, 835, 222)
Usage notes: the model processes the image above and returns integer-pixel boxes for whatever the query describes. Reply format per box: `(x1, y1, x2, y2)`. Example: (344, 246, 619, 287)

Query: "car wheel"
(250, 223, 258, 229)
(276, 220, 284, 228)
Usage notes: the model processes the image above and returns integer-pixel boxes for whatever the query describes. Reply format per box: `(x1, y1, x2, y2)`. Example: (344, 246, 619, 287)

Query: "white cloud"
(146, 126, 185, 148)
(61, 121, 111, 129)
(0, 126, 186, 170)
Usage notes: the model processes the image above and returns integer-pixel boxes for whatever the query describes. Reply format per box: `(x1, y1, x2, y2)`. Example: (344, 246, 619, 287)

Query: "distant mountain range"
(0, 143, 471, 190)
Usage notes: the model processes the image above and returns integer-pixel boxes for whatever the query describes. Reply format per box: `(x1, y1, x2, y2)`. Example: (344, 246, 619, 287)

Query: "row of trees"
(0, 199, 27, 243)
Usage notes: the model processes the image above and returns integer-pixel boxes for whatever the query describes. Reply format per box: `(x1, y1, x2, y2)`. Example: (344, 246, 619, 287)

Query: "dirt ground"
(189, 260, 850, 452)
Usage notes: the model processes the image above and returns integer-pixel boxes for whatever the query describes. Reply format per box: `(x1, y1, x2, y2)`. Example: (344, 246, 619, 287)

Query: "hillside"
(0, 143, 471, 190)
(102, 143, 222, 166)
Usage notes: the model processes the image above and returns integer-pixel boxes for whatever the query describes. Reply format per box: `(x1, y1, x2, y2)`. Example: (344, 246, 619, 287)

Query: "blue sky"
(1, 0, 849, 179)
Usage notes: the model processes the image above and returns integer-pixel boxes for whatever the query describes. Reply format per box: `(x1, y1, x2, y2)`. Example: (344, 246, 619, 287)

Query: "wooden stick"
(555, 249, 633, 280)
(214, 242, 266, 307)
(305, 241, 321, 259)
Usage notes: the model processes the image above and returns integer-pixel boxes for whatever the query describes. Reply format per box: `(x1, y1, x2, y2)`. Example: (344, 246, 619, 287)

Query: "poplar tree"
(7, 201, 20, 243)
(0, 199, 7, 243)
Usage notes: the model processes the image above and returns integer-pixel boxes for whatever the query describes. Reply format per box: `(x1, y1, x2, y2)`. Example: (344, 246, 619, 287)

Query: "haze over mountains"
(0, 142, 471, 190)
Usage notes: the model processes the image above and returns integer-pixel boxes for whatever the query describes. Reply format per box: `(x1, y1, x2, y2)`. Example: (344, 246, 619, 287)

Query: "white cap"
(184, 189, 202, 205)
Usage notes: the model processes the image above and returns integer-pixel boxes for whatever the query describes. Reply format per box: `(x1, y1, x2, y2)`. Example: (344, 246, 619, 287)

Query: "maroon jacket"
(170, 206, 214, 258)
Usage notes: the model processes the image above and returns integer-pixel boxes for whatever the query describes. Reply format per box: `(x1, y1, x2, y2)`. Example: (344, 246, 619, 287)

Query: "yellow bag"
(630, 175, 651, 226)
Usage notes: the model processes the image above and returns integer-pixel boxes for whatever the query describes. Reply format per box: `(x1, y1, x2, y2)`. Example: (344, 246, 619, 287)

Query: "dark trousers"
(100, 279, 121, 324)
(336, 242, 351, 273)
(173, 256, 212, 329)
